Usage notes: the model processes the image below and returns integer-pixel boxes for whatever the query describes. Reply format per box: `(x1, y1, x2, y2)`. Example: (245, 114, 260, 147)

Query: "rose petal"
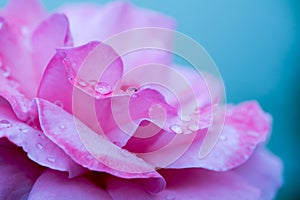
(28, 169, 111, 200)
(0, 0, 46, 30)
(107, 168, 260, 200)
(0, 76, 32, 121)
(31, 13, 73, 92)
(167, 101, 270, 171)
(59, 1, 175, 71)
(0, 99, 86, 177)
(37, 41, 123, 114)
(234, 149, 283, 200)
(96, 88, 178, 147)
(0, 13, 72, 98)
(0, 145, 43, 200)
(35, 98, 166, 193)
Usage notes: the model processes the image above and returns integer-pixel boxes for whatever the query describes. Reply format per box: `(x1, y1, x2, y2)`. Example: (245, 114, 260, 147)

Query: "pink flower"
(0, 0, 282, 199)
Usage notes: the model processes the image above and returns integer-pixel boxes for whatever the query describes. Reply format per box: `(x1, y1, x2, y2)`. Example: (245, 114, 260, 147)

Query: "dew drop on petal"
(77, 80, 87, 87)
(36, 143, 44, 150)
(187, 124, 200, 132)
(169, 124, 183, 134)
(219, 135, 227, 141)
(47, 156, 56, 163)
(19, 127, 28, 133)
(0, 120, 12, 129)
(181, 115, 191, 122)
(95, 82, 112, 95)
(58, 124, 65, 130)
(126, 87, 138, 92)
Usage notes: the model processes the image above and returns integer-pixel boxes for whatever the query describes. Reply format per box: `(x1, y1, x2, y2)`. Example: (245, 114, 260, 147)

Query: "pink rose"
(0, 0, 282, 199)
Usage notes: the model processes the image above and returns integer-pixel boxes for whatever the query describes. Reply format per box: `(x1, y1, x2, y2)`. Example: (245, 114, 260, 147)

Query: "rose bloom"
(0, 0, 282, 200)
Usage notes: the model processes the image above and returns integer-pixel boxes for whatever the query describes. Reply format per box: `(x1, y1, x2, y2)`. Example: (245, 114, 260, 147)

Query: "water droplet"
(0, 120, 12, 129)
(180, 115, 191, 122)
(219, 135, 227, 141)
(0, 66, 10, 78)
(126, 87, 138, 92)
(169, 124, 183, 134)
(47, 156, 56, 163)
(54, 100, 64, 109)
(77, 80, 87, 87)
(19, 127, 28, 133)
(0, 22, 3, 29)
(95, 82, 112, 95)
(58, 124, 65, 130)
(36, 143, 44, 150)
(165, 194, 175, 200)
(187, 124, 200, 132)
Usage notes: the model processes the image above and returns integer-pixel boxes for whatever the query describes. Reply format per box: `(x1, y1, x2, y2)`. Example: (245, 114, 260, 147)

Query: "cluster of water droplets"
(169, 107, 202, 135)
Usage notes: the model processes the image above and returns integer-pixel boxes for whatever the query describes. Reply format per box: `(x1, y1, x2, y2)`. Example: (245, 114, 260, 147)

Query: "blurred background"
(2, 0, 299, 199)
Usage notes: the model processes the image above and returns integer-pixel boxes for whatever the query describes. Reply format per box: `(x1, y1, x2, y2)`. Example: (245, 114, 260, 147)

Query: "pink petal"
(0, 0, 46, 31)
(35, 98, 166, 193)
(167, 101, 271, 171)
(106, 168, 260, 199)
(28, 169, 111, 200)
(0, 13, 72, 98)
(38, 41, 123, 114)
(0, 144, 43, 199)
(0, 76, 32, 121)
(30, 13, 73, 93)
(59, 1, 175, 71)
(234, 149, 283, 200)
(0, 99, 86, 177)
(96, 88, 178, 147)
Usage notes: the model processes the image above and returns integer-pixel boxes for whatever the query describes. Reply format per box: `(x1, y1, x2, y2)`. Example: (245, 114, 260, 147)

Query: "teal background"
(2, 0, 300, 199)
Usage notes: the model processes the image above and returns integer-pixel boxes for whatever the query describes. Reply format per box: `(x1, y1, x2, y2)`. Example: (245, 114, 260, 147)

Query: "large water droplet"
(77, 80, 87, 87)
(126, 87, 138, 92)
(21, 26, 30, 35)
(187, 124, 200, 132)
(95, 82, 112, 95)
(169, 124, 183, 134)
(19, 127, 28, 133)
(36, 143, 44, 150)
(0, 120, 12, 129)
(54, 100, 64, 109)
(47, 156, 56, 163)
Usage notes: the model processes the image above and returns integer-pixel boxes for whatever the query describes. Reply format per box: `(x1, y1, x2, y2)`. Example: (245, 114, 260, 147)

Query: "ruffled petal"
(234, 149, 283, 200)
(0, 0, 46, 30)
(35, 98, 165, 193)
(28, 169, 111, 200)
(30, 13, 73, 92)
(59, 1, 175, 71)
(0, 145, 43, 200)
(37, 41, 123, 114)
(167, 101, 270, 171)
(0, 99, 86, 177)
(107, 168, 260, 200)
